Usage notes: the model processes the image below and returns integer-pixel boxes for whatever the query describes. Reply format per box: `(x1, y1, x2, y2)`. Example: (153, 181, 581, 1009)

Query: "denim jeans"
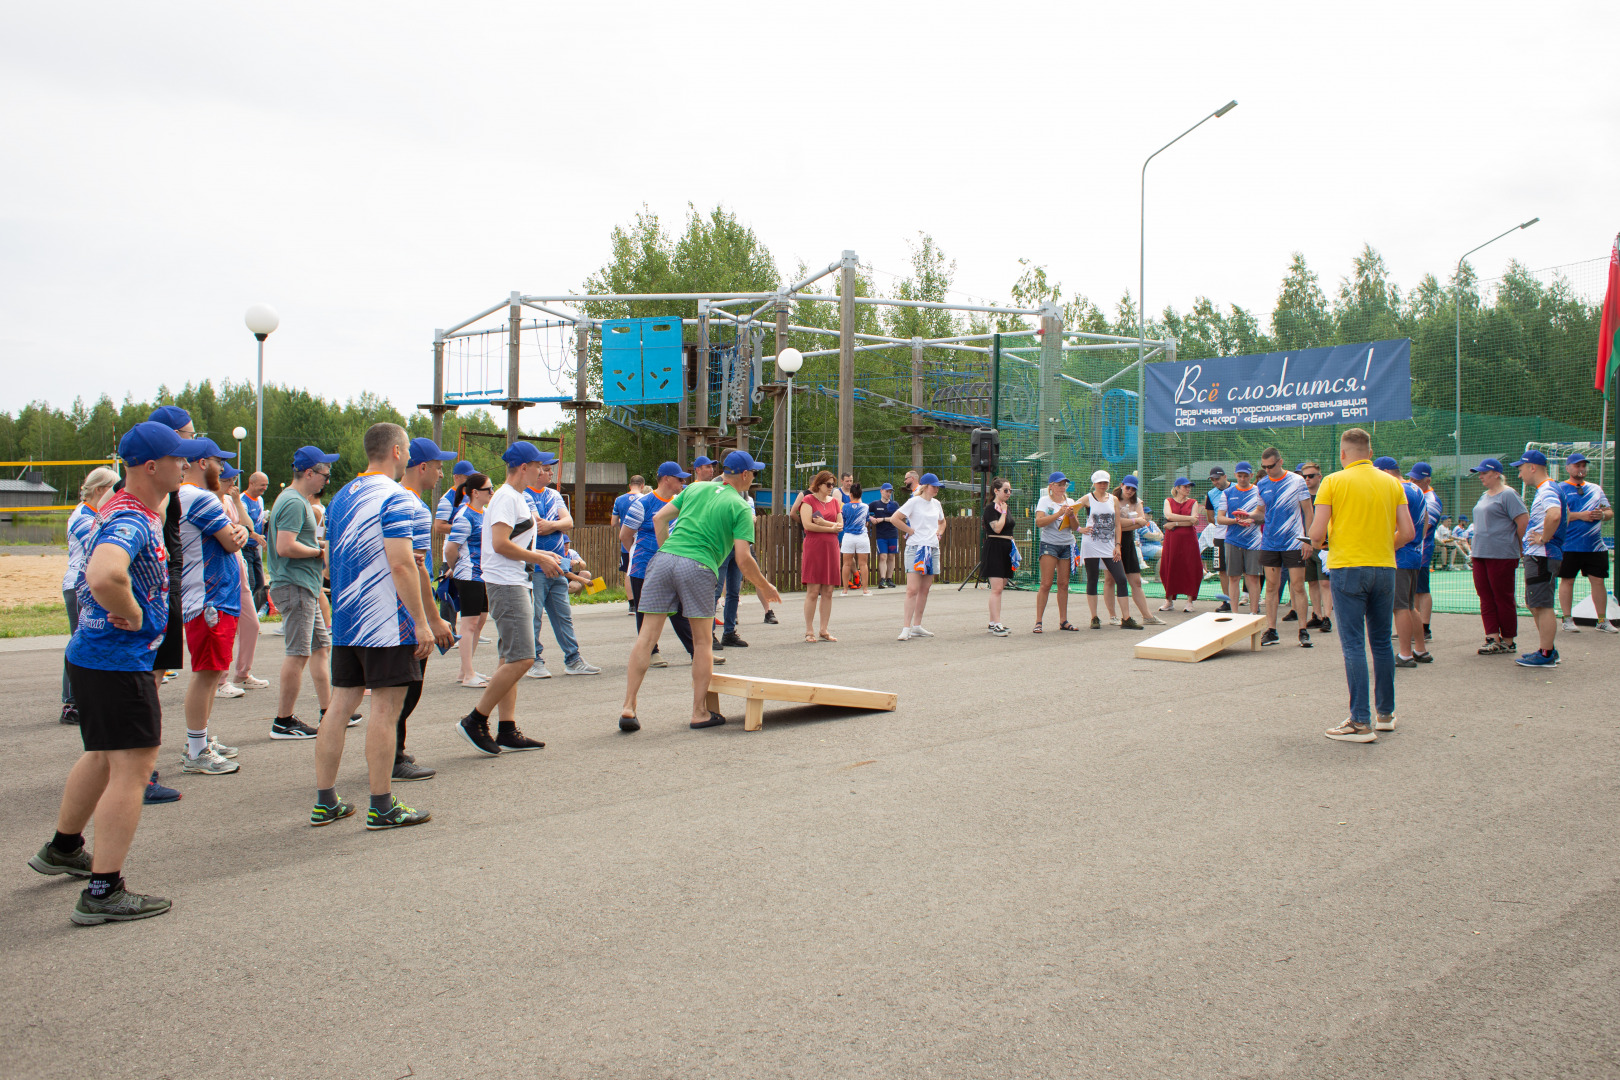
(531, 570, 581, 667)
(715, 552, 742, 634)
(1329, 565, 1395, 724)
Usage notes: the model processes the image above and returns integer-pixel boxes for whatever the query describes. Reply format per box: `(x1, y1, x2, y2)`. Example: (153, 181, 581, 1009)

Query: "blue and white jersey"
(1223, 484, 1261, 549)
(447, 506, 484, 582)
(404, 487, 435, 577)
(1420, 490, 1443, 563)
(242, 495, 264, 551)
(612, 490, 636, 551)
(1559, 480, 1610, 553)
(327, 472, 418, 648)
(841, 500, 869, 537)
(435, 489, 458, 524)
(622, 490, 675, 578)
(1256, 471, 1311, 551)
(1395, 482, 1428, 570)
(65, 491, 170, 672)
(177, 484, 241, 620)
(62, 504, 97, 591)
(1204, 486, 1228, 541)
(525, 486, 569, 557)
(1524, 480, 1567, 560)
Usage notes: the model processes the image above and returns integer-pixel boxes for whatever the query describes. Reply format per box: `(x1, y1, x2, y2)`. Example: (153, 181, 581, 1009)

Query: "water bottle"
(203, 605, 219, 627)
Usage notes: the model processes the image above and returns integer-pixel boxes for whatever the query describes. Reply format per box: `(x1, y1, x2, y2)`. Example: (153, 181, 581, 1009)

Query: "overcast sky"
(4, 1, 1616, 431)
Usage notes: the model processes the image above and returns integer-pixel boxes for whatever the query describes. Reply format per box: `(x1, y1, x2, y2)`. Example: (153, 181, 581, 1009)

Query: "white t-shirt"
(480, 483, 538, 588)
(1080, 493, 1119, 560)
(898, 495, 944, 547)
(1035, 493, 1077, 546)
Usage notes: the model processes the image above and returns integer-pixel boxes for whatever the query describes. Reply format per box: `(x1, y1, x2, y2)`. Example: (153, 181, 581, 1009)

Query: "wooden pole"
(506, 292, 522, 446)
(838, 250, 857, 480)
(432, 334, 446, 448)
(574, 321, 590, 521)
(1038, 303, 1061, 463)
(773, 298, 789, 513)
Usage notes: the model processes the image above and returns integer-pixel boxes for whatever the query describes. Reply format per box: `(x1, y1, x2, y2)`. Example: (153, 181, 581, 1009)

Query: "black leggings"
(397, 657, 426, 759)
(1085, 557, 1127, 595)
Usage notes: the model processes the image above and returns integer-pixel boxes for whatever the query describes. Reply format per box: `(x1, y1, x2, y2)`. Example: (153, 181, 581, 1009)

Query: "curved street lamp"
(776, 348, 805, 492)
(244, 304, 280, 474)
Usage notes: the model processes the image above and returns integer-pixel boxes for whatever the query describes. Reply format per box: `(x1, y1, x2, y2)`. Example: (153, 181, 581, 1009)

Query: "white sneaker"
(265, 623, 284, 636)
(1109, 616, 1121, 626)
(862, 590, 871, 597)
(525, 665, 552, 679)
(478, 635, 491, 644)
(215, 681, 245, 699)
(988, 623, 1009, 637)
(181, 745, 239, 774)
(237, 674, 270, 690)
(840, 590, 850, 598)
(1562, 618, 1579, 633)
(564, 659, 601, 675)
(897, 627, 913, 641)
(910, 626, 934, 638)
(207, 735, 239, 759)
(1596, 620, 1619, 634)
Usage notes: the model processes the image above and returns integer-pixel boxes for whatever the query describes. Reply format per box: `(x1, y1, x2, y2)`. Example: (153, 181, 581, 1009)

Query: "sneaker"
(862, 590, 871, 597)
(477, 635, 490, 644)
(1260, 629, 1279, 646)
(909, 626, 934, 638)
(144, 772, 181, 804)
(237, 674, 270, 689)
(711, 653, 727, 665)
(495, 727, 545, 752)
(712, 636, 723, 651)
(207, 735, 239, 759)
(1424, 625, 1433, 641)
(525, 665, 553, 679)
(650, 653, 669, 668)
(1395, 655, 1418, 668)
(1109, 615, 1121, 626)
(319, 708, 362, 727)
(310, 798, 356, 826)
(71, 884, 171, 925)
(1120, 617, 1142, 630)
(28, 841, 91, 878)
(1596, 620, 1619, 634)
(988, 623, 1009, 637)
(60, 704, 79, 726)
(721, 631, 749, 648)
(1478, 638, 1508, 655)
(162, 670, 179, 684)
(564, 659, 601, 675)
(456, 714, 501, 756)
(1514, 649, 1560, 668)
(763, 610, 778, 624)
(392, 759, 436, 782)
(619, 715, 641, 732)
(366, 798, 431, 830)
(1146, 614, 1167, 625)
(1215, 601, 1232, 613)
(1282, 609, 1298, 622)
(181, 746, 239, 774)
(215, 681, 245, 699)
(1413, 651, 1433, 664)
(1319, 617, 1332, 633)
(270, 716, 319, 740)
(1325, 720, 1377, 743)
(1298, 629, 1313, 648)
(1305, 615, 1323, 630)
(1561, 618, 1579, 633)
(1373, 713, 1398, 732)
(897, 627, 913, 641)
(1090, 616, 1101, 630)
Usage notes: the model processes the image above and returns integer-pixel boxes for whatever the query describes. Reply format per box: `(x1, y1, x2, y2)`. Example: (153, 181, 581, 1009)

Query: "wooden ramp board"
(707, 673, 898, 731)
(1133, 612, 1268, 663)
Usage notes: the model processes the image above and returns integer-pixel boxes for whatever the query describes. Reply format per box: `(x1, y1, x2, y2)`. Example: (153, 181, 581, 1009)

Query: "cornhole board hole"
(1133, 612, 1267, 663)
(707, 673, 898, 731)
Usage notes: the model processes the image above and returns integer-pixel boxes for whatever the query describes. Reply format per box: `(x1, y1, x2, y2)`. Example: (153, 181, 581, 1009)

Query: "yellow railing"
(0, 459, 117, 468)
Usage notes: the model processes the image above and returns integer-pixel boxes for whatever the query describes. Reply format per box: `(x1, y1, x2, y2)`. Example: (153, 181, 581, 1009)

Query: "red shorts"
(184, 612, 238, 672)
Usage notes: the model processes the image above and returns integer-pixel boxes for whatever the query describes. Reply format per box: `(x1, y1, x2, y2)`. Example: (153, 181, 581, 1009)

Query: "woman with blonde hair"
(1158, 477, 1204, 612)
(59, 466, 121, 725)
(799, 470, 843, 642)
(1111, 476, 1158, 628)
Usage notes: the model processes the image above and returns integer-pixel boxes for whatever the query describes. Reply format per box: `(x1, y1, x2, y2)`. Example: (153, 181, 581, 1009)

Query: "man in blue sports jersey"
(29, 422, 192, 924)
(1250, 447, 1315, 647)
(525, 453, 600, 678)
(619, 462, 726, 668)
(611, 474, 646, 576)
(393, 438, 460, 782)
(1556, 451, 1615, 633)
(1513, 450, 1566, 667)
(312, 423, 451, 830)
(1217, 462, 1264, 616)
(1408, 463, 1443, 641)
(870, 482, 901, 589)
(1380, 458, 1433, 666)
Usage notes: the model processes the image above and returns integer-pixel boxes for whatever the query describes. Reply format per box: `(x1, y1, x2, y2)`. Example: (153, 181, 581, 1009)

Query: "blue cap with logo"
(919, 472, 941, 488)
(1235, 461, 1253, 474)
(220, 464, 243, 480)
(407, 438, 458, 469)
(880, 482, 893, 491)
(119, 421, 197, 465)
(1470, 458, 1504, 474)
(1510, 449, 1548, 468)
(657, 460, 691, 479)
(1566, 451, 1589, 465)
(293, 445, 341, 472)
(1373, 456, 1399, 471)
(693, 455, 715, 469)
(187, 436, 234, 461)
(453, 460, 475, 477)
(147, 405, 192, 431)
(500, 441, 552, 467)
(722, 450, 765, 473)
(1047, 471, 1068, 485)
(1408, 462, 1432, 480)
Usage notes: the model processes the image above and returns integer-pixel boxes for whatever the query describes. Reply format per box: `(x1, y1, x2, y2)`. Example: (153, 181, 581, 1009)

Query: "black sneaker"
(392, 758, 436, 781)
(1215, 601, 1232, 613)
(1395, 655, 1418, 668)
(721, 630, 749, 648)
(1259, 628, 1279, 646)
(28, 840, 91, 878)
(1424, 625, 1433, 641)
(366, 798, 431, 830)
(456, 714, 501, 756)
(1305, 615, 1323, 629)
(1298, 629, 1313, 648)
(712, 636, 723, 652)
(59, 704, 79, 726)
(495, 727, 545, 752)
(310, 799, 356, 826)
(1413, 651, 1434, 664)
(1283, 610, 1298, 622)
(763, 610, 778, 625)
(1320, 617, 1332, 633)
(270, 716, 319, 740)
(71, 884, 171, 925)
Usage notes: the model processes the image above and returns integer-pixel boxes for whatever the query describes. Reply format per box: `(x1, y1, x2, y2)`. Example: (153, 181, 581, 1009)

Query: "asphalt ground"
(2, 588, 1616, 1079)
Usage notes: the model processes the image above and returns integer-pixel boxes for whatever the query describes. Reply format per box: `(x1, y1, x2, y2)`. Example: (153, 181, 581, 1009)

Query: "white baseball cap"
(1090, 469, 1111, 484)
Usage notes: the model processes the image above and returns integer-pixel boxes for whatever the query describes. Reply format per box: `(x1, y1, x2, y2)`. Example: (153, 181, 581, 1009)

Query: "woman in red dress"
(799, 470, 843, 642)
(1158, 477, 1204, 612)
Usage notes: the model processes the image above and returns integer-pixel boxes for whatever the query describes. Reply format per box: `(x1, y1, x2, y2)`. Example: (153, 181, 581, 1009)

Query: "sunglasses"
(1302, 472, 1321, 479)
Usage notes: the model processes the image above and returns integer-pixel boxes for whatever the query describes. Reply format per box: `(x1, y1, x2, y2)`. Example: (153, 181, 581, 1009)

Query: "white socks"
(186, 729, 208, 757)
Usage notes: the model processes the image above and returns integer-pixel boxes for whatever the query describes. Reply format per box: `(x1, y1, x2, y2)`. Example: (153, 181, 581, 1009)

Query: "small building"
(557, 462, 629, 526)
(0, 476, 62, 521)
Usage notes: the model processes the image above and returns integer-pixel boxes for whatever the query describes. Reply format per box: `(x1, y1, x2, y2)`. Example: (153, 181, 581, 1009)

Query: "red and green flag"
(1597, 232, 1620, 394)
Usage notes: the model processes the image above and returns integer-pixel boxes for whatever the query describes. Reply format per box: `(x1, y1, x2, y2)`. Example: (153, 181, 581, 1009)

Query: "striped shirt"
(65, 491, 170, 671)
(327, 472, 418, 648)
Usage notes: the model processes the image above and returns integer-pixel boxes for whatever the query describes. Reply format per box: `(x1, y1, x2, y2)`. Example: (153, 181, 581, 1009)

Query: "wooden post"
(773, 297, 789, 513)
(506, 292, 522, 446)
(838, 251, 857, 481)
(1038, 302, 1061, 463)
(573, 320, 590, 521)
(432, 333, 446, 447)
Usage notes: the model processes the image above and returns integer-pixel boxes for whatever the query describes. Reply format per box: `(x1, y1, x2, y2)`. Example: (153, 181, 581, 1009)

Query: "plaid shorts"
(637, 552, 718, 620)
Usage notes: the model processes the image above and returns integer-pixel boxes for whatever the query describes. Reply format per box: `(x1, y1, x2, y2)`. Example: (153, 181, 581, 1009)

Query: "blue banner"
(1143, 338, 1411, 433)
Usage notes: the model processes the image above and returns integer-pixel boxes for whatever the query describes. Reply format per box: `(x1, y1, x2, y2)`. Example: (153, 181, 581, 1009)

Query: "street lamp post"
(777, 348, 804, 501)
(233, 426, 248, 465)
(244, 304, 280, 474)
(1139, 100, 1237, 486)
(1454, 218, 1537, 512)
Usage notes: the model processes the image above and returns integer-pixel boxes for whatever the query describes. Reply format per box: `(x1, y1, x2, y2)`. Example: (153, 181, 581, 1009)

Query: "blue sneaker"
(143, 771, 181, 804)
(1514, 649, 1560, 668)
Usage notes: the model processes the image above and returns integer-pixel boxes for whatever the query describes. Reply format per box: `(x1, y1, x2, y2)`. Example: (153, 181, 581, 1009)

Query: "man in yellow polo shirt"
(1307, 428, 1416, 743)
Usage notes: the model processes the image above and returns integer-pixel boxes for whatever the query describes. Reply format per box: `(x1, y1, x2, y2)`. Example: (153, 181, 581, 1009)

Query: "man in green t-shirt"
(265, 445, 339, 739)
(620, 451, 781, 733)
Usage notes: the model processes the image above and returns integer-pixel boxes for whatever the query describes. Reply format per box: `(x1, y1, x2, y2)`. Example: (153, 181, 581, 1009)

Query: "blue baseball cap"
(147, 405, 192, 431)
(1566, 452, 1589, 465)
(1408, 462, 1432, 480)
(453, 460, 475, 477)
(918, 472, 941, 487)
(1509, 449, 1547, 468)
(880, 482, 893, 491)
(1172, 477, 1191, 488)
(407, 437, 458, 469)
(501, 441, 548, 467)
(657, 460, 691, 479)
(722, 450, 765, 473)
(187, 436, 234, 461)
(1235, 461, 1253, 474)
(119, 421, 196, 465)
(293, 445, 340, 472)
(1373, 456, 1399, 471)
(1470, 458, 1504, 474)
(1123, 475, 1140, 488)
(220, 464, 243, 480)
(693, 455, 716, 469)
(1047, 472, 1068, 485)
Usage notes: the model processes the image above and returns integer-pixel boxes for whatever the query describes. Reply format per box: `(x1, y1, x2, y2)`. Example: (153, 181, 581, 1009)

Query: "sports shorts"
(330, 643, 421, 689)
(1393, 568, 1420, 611)
(1223, 543, 1262, 577)
(184, 612, 238, 672)
(269, 583, 329, 657)
(487, 583, 536, 664)
(840, 534, 871, 555)
(1558, 550, 1610, 579)
(636, 552, 718, 621)
(67, 663, 162, 752)
(874, 537, 898, 554)
(1259, 548, 1305, 570)
(153, 585, 184, 671)
(904, 542, 939, 577)
(455, 579, 488, 617)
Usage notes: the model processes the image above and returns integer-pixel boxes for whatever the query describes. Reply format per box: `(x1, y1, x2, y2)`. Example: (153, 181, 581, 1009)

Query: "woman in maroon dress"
(799, 470, 843, 642)
(1158, 477, 1204, 612)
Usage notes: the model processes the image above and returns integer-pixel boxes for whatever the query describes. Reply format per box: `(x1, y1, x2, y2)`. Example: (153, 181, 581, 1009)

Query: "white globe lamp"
(244, 304, 280, 474)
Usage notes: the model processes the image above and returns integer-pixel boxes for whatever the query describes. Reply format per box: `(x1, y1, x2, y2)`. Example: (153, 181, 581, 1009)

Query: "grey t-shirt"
(1470, 486, 1528, 560)
(266, 487, 324, 594)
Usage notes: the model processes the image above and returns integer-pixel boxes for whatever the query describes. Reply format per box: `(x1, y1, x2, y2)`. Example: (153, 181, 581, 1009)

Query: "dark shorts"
(1304, 549, 1324, 582)
(1558, 550, 1610, 579)
(875, 537, 898, 554)
(1213, 541, 1228, 574)
(67, 663, 162, 751)
(1523, 555, 1560, 609)
(153, 586, 184, 671)
(1120, 535, 1141, 575)
(1394, 568, 1420, 611)
(1259, 548, 1304, 570)
(618, 548, 630, 573)
(330, 644, 422, 689)
(456, 579, 488, 617)
(1416, 567, 1431, 596)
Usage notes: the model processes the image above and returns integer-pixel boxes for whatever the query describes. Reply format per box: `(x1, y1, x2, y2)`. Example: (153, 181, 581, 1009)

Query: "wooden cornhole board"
(1133, 611, 1268, 663)
(707, 673, 898, 731)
